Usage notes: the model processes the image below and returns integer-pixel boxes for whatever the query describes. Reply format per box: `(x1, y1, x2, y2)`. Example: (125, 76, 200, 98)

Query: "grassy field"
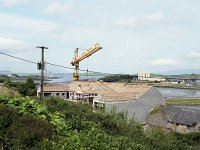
(166, 99, 200, 106)
(149, 106, 161, 115)
(155, 82, 200, 89)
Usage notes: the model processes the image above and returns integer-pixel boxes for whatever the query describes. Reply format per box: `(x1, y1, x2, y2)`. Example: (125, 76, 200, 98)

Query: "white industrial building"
(138, 72, 166, 82)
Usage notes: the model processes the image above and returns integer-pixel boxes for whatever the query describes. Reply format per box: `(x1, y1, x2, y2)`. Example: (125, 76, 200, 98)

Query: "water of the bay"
(156, 87, 200, 98)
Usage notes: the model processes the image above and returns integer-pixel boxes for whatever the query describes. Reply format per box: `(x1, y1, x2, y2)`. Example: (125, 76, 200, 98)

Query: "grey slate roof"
(105, 87, 166, 123)
(160, 105, 200, 126)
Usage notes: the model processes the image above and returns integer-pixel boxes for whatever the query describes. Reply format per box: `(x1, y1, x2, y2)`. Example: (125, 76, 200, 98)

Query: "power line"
(45, 63, 73, 73)
(0, 51, 114, 76)
(45, 61, 74, 69)
(0, 51, 37, 64)
(45, 65, 103, 82)
(45, 69, 72, 80)
(44, 68, 73, 83)
(45, 61, 74, 70)
(45, 64, 73, 79)
(46, 61, 112, 75)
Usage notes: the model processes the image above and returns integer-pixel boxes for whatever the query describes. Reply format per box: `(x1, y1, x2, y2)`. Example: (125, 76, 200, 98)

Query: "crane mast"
(71, 43, 103, 81)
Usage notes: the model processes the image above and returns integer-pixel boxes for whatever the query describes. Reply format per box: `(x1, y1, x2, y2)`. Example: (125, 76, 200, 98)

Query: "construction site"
(36, 43, 166, 123)
(37, 43, 151, 101)
(38, 81, 152, 102)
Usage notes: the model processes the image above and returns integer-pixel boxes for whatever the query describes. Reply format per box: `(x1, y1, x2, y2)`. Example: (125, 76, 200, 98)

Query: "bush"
(0, 96, 199, 149)
(0, 105, 55, 149)
(173, 132, 200, 147)
(4, 76, 36, 96)
(99, 74, 134, 82)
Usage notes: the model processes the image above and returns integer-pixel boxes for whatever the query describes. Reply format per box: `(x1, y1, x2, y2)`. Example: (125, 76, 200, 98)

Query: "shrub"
(1, 96, 199, 149)
(0, 105, 55, 149)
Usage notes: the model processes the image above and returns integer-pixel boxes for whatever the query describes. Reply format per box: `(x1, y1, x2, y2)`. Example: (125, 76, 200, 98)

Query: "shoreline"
(154, 85, 200, 90)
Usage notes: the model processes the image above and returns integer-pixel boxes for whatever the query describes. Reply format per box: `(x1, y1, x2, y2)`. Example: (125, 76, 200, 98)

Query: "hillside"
(0, 85, 7, 95)
(0, 70, 12, 75)
(0, 84, 18, 96)
(0, 96, 199, 149)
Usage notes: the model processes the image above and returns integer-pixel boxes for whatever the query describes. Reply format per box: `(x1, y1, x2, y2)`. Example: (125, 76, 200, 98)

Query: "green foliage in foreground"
(0, 105, 55, 149)
(0, 96, 199, 149)
(167, 99, 200, 106)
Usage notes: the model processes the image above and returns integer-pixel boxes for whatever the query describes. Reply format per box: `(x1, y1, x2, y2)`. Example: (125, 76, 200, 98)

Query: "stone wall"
(147, 111, 200, 133)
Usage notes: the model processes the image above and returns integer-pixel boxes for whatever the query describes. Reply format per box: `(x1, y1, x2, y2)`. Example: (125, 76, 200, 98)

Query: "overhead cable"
(0, 51, 37, 64)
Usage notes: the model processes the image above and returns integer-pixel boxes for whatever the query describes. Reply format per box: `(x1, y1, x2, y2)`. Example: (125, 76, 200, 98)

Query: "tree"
(26, 77, 35, 89)
(18, 77, 36, 96)
(25, 77, 36, 96)
(3, 78, 11, 87)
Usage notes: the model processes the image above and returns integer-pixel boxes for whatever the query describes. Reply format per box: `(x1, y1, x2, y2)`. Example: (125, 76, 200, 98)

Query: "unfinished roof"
(68, 81, 152, 102)
(42, 84, 69, 92)
(160, 105, 200, 126)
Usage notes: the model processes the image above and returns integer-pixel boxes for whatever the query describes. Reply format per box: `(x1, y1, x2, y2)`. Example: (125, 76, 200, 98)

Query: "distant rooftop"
(160, 105, 200, 126)
(38, 84, 69, 92)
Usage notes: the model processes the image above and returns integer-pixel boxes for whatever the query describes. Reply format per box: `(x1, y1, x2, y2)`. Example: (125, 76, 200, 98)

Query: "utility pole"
(37, 46, 48, 101)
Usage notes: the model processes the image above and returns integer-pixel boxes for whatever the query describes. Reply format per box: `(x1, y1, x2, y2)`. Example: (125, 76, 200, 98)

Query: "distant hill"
(157, 69, 200, 75)
(0, 70, 12, 75)
(150, 73, 165, 78)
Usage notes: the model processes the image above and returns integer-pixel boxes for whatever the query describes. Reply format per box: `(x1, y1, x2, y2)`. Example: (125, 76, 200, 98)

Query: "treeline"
(99, 74, 134, 82)
(2, 76, 36, 96)
(0, 75, 9, 83)
(0, 96, 200, 149)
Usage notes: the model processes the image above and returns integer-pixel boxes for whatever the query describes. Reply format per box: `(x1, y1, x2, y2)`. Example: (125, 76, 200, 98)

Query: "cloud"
(115, 11, 166, 29)
(52, 26, 105, 42)
(0, 12, 58, 33)
(0, 36, 28, 62)
(150, 58, 177, 66)
(0, 12, 104, 43)
(2, 0, 31, 6)
(188, 51, 200, 58)
(0, 36, 27, 50)
(46, 2, 73, 14)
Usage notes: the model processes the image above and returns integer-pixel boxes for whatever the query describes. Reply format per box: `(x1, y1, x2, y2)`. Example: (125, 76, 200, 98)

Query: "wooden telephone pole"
(37, 46, 48, 101)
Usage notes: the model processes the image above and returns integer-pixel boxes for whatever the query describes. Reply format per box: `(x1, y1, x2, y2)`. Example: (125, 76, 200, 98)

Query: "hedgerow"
(0, 96, 199, 150)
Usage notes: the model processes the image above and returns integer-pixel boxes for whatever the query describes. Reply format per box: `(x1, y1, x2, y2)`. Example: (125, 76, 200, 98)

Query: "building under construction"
(38, 81, 151, 102)
(37, 81, 165, 123)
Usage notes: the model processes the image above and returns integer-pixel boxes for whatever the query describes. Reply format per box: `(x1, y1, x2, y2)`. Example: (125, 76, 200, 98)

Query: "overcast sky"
(0, 0, 200, 74)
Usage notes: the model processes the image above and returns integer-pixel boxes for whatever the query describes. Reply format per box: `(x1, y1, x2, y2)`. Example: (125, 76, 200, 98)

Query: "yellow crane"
(71, 43, 103, 81)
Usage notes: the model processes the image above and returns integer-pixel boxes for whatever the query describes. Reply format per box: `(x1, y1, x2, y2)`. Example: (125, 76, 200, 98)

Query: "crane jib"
(70, 43, 103, 81)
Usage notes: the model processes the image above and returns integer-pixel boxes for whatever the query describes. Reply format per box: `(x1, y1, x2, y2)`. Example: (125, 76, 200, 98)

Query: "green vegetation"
(155, 82, 200, 89)
(0, 95, 200, 149)
(99, 74, 134, 82)
(150, 73, 164, 78)
(149, 107, 161, 115)
(167, 99, 200, 106)
(0, 75, 9, 83)
(3, 76, 36, 96)
(81, 72, 109, 77)
(0, 105, 55, 149)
